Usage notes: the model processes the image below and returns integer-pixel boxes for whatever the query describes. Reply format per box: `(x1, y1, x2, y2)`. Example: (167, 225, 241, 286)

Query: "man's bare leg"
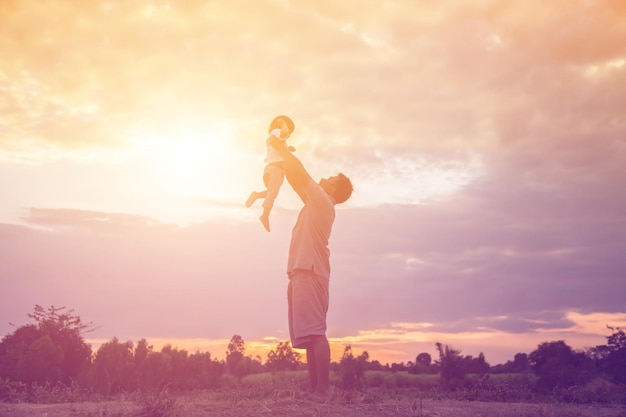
(306, 347, 317, 392)
(306, 335, 330, 394)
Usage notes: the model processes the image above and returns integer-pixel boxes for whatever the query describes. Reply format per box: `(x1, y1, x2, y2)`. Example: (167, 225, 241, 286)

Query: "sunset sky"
(1, 0, 626, 366)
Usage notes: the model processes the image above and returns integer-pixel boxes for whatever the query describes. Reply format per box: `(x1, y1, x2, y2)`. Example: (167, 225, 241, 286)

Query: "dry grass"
(1, 387, 625, 417)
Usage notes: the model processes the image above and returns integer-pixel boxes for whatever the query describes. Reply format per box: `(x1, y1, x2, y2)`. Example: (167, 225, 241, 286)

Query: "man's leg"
(288, 270, 330, 394)
(306, 346, 317, 392)
(307, 335, 330, 394)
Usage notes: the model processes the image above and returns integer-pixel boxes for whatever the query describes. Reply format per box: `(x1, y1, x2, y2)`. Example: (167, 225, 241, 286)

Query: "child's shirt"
(265, 128, 287, 164)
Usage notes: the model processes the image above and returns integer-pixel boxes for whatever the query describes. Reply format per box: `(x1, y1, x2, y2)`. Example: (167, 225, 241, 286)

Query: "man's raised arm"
(268, 136, 312, 203)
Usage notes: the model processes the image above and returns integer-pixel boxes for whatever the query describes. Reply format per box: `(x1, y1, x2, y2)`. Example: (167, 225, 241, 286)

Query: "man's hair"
(332, 173, 353, 204)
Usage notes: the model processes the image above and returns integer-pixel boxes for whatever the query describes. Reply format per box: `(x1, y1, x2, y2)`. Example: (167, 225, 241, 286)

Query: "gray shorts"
(287, 269, 329, 349)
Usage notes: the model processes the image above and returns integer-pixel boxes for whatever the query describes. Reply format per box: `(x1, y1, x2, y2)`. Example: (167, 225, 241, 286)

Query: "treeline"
(0, 306, 303, 398)
(339, 334, 625, 394)
(1, 305, 625, 401)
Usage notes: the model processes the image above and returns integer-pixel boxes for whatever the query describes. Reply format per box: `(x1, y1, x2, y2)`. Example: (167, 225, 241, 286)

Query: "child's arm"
(268, 136, 311, 203)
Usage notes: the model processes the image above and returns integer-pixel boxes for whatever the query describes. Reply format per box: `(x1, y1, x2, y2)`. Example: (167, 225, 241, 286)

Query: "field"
(2, 391, 625, 417)
(1, 372, 625, 417)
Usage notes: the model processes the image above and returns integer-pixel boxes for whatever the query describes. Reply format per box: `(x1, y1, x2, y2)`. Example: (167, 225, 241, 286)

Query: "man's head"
(320, 173, 353, 204)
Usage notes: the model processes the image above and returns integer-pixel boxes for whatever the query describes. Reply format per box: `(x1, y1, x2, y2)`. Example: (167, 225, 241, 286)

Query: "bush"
(363, 371, 439, 390)
(0, 378, 27, 403)
(134, 386, 178, 417)
(556, 378, 626, 404)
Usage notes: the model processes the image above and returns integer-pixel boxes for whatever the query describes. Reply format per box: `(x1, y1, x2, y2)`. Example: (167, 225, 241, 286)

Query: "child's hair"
(332, 173, 353, 204)
(269, 115, 295, 134)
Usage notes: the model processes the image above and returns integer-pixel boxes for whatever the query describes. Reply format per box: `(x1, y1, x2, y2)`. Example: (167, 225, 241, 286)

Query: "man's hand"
(268, 136, 311, 203)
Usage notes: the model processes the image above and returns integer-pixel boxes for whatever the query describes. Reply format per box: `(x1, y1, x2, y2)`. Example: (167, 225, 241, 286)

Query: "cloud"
(1, 0, 626, 365)
(1, 194, 625, 364)
(0, 208, 290, 340)
(329, 194, 626, 335)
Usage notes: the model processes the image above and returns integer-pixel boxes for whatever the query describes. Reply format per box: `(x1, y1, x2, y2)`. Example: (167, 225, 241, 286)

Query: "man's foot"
(246, 192, 258, 208)
(260, 215, 270, 232)
(309, 385, 336, 402)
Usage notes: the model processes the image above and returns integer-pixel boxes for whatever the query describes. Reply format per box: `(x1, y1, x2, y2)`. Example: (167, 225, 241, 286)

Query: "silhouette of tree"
(186, 351, 224, 388)
(529, 340, 595, 391)
(226, 335, 246, 380)
(22, 335, 64, 384)
(0, 305, 92, 385)
(408, 352, 435, 374)
(266, 341, 301, 372)
(490, 352, 530, 374)
(461, 352, 490, 376)
(416, 352, 432, 366)
(161, 345, 190, 389)
(435, 342, 465, 390)
(592, 326, 626, 384)
(606, 325, 626, 351)
(512, 353, 529, 372)
(92, 337, 135, 395)
(338, 345, 368, 390)
(134, 338, 152, 387)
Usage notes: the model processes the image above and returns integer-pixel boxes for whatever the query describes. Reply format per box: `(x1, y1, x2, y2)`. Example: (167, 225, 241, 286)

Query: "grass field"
(1, 372, 625, 417)
(2, 390, 625, 417)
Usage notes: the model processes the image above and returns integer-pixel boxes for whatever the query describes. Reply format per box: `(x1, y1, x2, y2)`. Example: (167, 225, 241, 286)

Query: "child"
(246, 115, 295, 232)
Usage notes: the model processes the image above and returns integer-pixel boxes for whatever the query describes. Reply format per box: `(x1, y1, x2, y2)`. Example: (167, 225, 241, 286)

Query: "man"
(269, 135, 353, 394)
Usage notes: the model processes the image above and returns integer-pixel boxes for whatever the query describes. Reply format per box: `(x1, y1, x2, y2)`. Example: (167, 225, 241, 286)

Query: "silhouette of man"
(268, 135, 353, 394)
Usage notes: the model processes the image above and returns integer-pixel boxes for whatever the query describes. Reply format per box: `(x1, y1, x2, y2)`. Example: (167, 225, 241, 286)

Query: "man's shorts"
(287, 269, 329, 349)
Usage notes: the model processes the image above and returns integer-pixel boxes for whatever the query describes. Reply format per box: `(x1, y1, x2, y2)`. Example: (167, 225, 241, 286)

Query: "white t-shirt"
(265, 128, 287, 164)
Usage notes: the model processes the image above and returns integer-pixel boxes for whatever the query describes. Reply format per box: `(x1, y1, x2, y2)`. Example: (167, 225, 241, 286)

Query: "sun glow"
(130, 125, 231, 198)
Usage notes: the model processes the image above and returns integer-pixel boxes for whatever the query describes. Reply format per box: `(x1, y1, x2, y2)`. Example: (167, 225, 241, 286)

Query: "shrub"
(134, 386, 178, 417)
(0, 378, 27, 403)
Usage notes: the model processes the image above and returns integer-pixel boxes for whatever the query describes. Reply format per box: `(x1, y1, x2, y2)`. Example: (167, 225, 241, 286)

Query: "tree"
(462, 352, 490, 376)
(22, 335, 64, 384)
(0, 305, 92, 385)
(338, 345, 369, 390)
(186, 351, 224, 389)
(416, 352, 432, 366)
(512, 353, 529, 373)
(606, 326, 626, 351)
(491, 352, 529, 374)
(225, 335, 246, 380)
(0, 324, 41, 382)
(529, 340, 595, 391)
(27, 305, 93, 383)
(92, 337, 135, 395)
(161, 345, 190, 389)
(594, 326, 626, 384)
(266, 341, 302, 372)
(409, 352, 435, 374)
(134, 338, 152, 387)
(435, 342, 466, 390)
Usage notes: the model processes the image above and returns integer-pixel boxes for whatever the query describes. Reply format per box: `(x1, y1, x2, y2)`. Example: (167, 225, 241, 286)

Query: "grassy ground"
(1, 388, 626, 417)
(1, 372, 625, 417)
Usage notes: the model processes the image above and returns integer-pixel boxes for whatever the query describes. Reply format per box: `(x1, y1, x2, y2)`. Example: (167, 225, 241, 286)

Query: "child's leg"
(246, 190, 267, 207)
(260, 164, 285, 231)
(263, 165, 285, 210)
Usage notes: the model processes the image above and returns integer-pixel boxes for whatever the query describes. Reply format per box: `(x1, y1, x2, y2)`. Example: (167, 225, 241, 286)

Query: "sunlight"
(583, 57, 625, 80)
(130, 124, 231, 198)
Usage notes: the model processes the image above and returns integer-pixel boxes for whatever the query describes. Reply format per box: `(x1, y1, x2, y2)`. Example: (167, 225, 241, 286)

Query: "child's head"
(269, 115, 295, 136)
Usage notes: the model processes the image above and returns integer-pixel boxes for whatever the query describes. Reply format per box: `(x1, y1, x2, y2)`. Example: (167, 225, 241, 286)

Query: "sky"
(1, 0, 626, 366)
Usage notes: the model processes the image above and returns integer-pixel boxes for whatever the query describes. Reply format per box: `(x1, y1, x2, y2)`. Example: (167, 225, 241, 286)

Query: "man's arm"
(268, 135, 312, 203)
